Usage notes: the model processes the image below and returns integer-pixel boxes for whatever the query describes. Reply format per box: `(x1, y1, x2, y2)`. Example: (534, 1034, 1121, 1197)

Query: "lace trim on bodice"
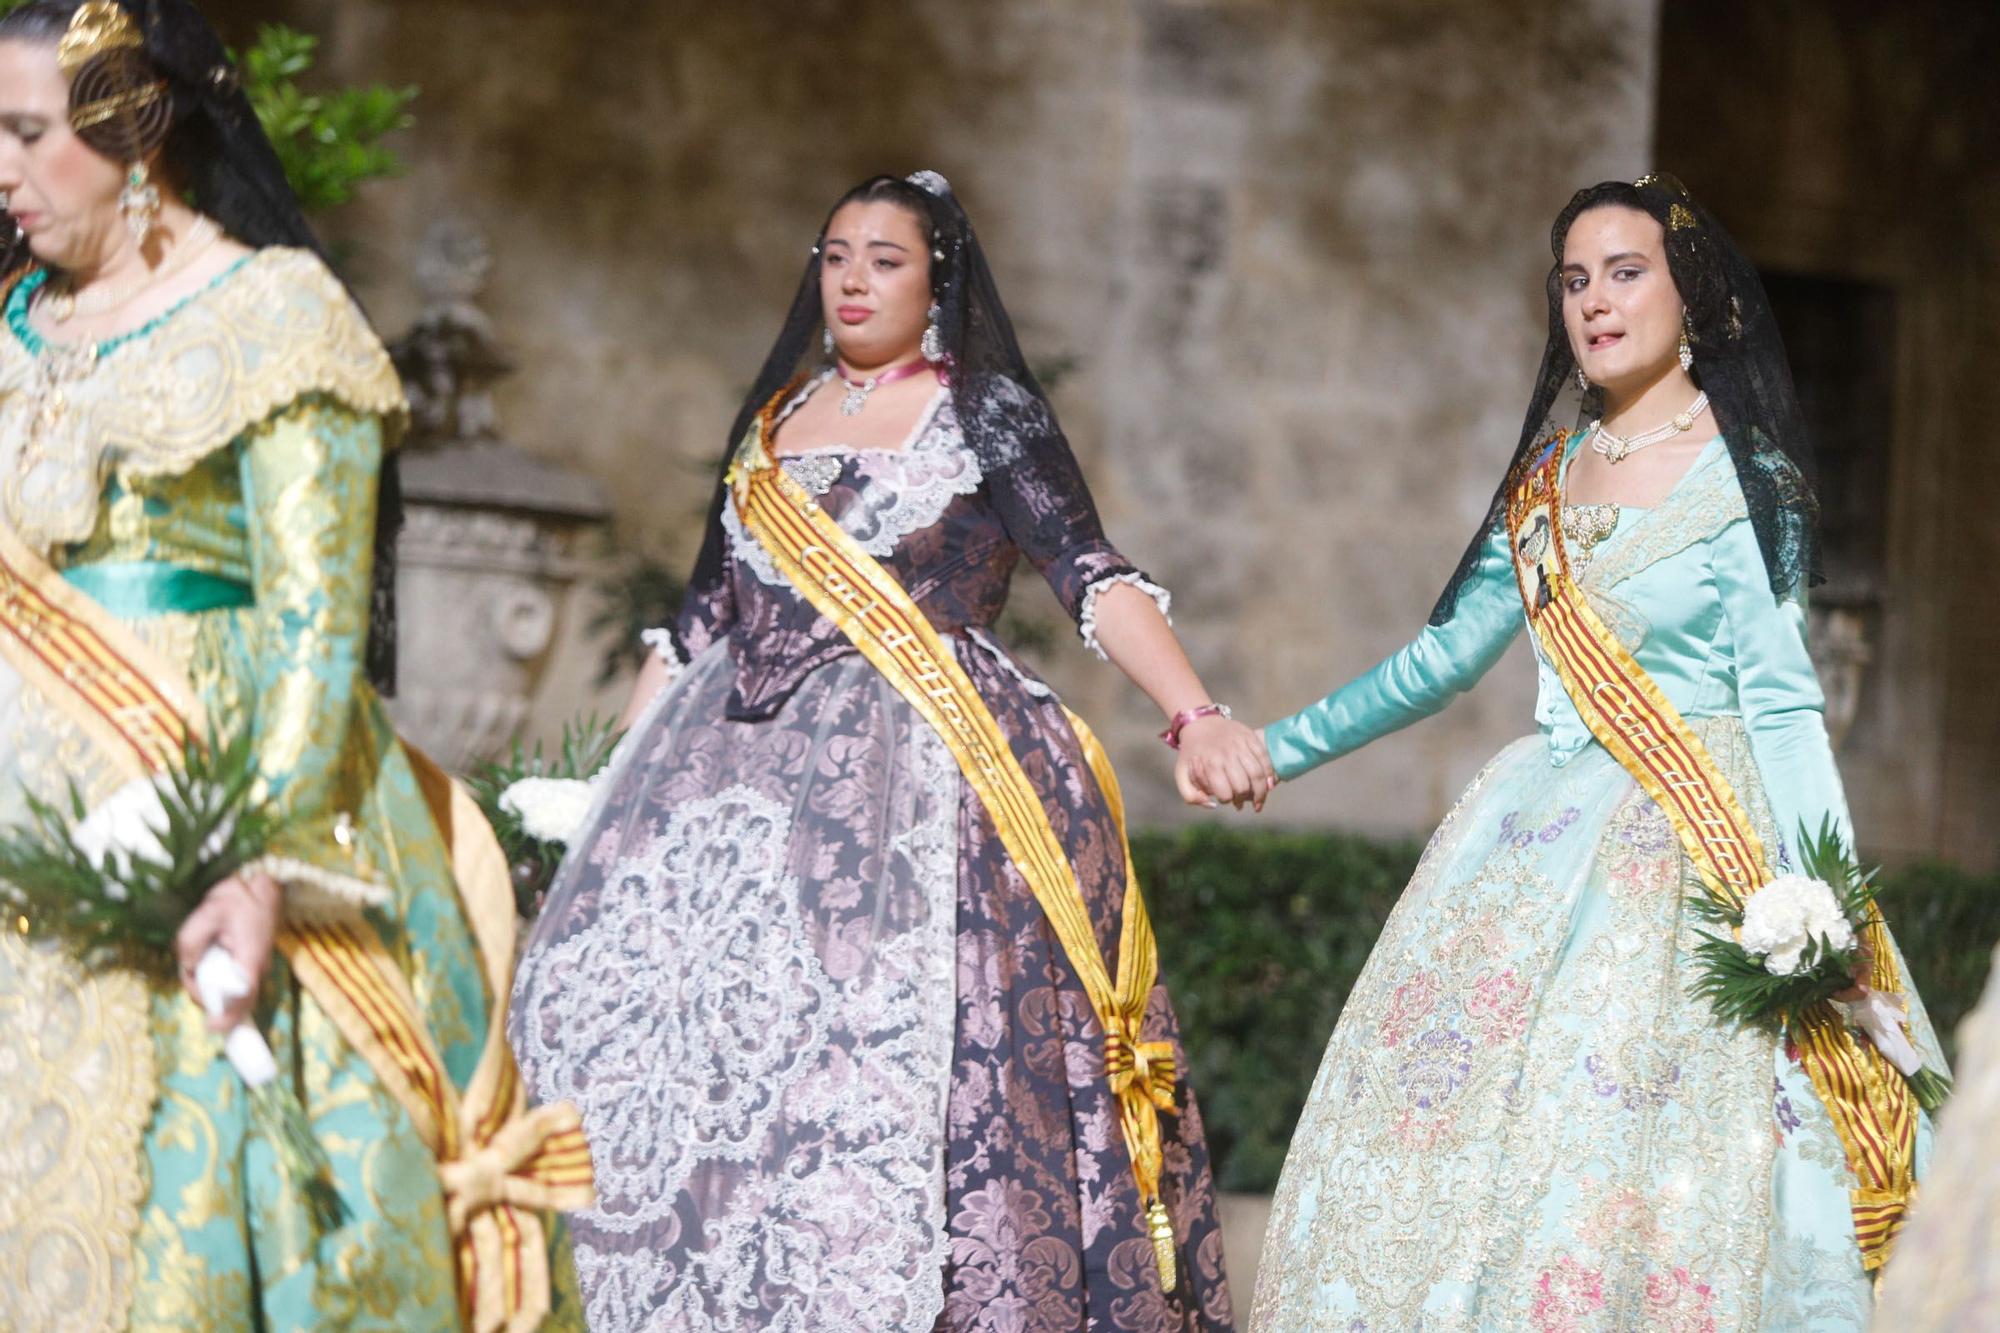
(0, 247, 406, 553)
(724, 386, 982, 588)
(1583, 445, 1745, 592)
(1546, 441, 1744, 655)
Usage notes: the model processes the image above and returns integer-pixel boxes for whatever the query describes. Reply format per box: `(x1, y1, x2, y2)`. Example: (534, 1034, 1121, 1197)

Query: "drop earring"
(119, 162, 161, 246)
(1575, 366, 1590, 393)
(1677, 319, 1695, 373)
(823, 327, 836, 357)
(920, 303, 944, 363)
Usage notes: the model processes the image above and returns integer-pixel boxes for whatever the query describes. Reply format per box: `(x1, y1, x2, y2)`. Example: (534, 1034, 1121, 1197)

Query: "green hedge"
(1136, 826, 2000, 1194)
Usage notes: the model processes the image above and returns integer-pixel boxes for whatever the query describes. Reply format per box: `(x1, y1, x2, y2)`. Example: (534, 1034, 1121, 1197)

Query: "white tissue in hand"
(195, 944, 277, 1086)
(194, 943, 251, 1019)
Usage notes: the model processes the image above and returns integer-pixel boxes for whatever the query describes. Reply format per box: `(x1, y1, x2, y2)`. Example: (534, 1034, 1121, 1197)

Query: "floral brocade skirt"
(1250, 718, 1939, 1333)
(510, 641, 1233, 1331)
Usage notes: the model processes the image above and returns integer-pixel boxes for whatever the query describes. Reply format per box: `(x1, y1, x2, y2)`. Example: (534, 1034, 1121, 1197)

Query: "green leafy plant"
(1688, 818, 1950, 1110)
(0, 728, 345, 1231)
(1138, 824, 1419, 1191)
(0, 727, 271, 976)
(239, 25, 415, 213)
(466, 714, 624, 918)
(0, 10, 414, 211)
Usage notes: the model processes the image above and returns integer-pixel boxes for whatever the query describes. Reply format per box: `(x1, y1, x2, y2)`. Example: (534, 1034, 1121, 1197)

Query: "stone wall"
(210, 0, 1668, 839)
(1658, 0, 2000, 870)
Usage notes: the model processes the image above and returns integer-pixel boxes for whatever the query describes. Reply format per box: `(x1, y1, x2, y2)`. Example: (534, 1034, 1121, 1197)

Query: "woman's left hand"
(175, 870, 282, 1031)
(1175, 716, 1278, 812)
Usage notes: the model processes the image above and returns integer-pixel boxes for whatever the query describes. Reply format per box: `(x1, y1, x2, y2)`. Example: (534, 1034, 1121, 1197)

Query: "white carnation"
(72, 776, 236, 901)
(499, 776, 596, 846)
(1738, 874, 1857, 977)
(72, 778, 170, 898)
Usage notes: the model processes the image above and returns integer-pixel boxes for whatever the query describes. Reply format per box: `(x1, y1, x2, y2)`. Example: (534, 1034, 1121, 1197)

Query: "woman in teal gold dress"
(0, 3, 585, 1328)
(1246, 177, 1946, 1330)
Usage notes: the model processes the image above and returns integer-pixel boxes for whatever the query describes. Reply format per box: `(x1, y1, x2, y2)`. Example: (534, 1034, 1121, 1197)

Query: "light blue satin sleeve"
(1711, 516, 1854, 865)
(1263, 522, 1523, 781)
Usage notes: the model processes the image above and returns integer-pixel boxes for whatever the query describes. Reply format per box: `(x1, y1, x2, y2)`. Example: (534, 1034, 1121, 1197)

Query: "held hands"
(174, 869, 282, 1032)
(1173, 715, 1278, 812)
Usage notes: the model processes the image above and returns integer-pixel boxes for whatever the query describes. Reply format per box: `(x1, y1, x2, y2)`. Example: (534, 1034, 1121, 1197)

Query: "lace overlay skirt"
(512, 639, 1234, 1331)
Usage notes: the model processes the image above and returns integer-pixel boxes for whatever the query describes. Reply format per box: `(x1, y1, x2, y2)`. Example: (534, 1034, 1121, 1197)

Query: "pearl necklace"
(1589, 391, 1709, 464)
(836, 357, 930, 417)
(42, 214, 223, 325)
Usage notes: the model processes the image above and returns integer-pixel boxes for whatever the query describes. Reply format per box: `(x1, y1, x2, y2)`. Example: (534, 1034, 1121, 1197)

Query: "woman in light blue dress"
(1247, 177, 1944, 1331)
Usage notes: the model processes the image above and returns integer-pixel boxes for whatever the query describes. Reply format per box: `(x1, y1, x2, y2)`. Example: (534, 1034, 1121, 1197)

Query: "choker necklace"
(1589, 390, 1709, 464)
(836, 358, 930, 417)
(44, 214, 223, 325)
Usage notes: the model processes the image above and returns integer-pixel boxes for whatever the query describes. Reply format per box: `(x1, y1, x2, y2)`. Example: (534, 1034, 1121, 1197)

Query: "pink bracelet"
(1161, 703, 1232, 749)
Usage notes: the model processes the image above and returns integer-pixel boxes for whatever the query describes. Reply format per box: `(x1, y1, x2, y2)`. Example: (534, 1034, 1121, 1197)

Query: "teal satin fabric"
(62, 560, 254, 618)
(1265, 435, 1852, 865)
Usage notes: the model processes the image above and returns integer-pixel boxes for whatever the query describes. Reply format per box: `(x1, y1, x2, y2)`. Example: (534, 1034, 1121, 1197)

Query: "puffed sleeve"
(237, 394, 393, 914)
(981, 381, 1171, 661)
(1263, 520, 1523, 780)
(1711, 514, 1853, 865)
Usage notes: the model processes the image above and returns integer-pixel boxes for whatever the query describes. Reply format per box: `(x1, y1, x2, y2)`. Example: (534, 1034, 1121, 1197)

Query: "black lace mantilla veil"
(0, 0, 404, 692)
(670, 169, 1095, 656)
(1429, 172, 1821, 627)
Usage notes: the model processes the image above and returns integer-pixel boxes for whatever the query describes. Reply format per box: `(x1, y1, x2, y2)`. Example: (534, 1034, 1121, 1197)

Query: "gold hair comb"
(56, 2, 144, 76)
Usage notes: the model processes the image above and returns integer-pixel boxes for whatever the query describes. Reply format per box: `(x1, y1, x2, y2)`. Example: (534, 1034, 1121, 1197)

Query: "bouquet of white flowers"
(467, 714, 621, 917)
(1689, 817, 1950, 1111)
(0, 730, 346, 1229)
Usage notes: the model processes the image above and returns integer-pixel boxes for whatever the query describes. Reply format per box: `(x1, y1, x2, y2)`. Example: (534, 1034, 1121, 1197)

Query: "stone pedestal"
(382, 222, 611, 773)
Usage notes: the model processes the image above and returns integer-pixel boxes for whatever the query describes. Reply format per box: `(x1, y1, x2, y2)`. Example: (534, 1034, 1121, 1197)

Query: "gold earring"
(119, 161, 160, 245)
(1678, 322, 1695, 373)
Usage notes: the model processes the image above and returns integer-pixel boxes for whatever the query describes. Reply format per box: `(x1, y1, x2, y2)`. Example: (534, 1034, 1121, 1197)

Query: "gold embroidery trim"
(0, 247, 409, 555)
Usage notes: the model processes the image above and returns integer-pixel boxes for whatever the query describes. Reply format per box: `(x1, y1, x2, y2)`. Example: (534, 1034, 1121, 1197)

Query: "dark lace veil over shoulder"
(670, 171, 1122, 655)
(1429, 173, 1820, 626)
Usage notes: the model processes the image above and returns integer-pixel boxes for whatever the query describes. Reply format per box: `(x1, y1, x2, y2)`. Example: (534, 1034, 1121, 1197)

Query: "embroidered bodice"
(1265, 434, 1851, 864)
(661, 376, 1169, 720)
(0, 245, 410, 911)
(0, 247, 405, 555)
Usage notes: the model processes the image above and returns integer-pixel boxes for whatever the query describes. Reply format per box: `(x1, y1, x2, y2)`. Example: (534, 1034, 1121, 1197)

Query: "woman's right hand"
(1174, 716, 1278, 812)
(174, 870, 282, 1032)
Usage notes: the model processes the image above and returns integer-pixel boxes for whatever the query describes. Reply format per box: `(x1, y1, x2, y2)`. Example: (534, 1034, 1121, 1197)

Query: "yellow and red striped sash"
(0, 516, 592, 1329)
(1507, 435, 1918, 1269)
(0, 518, 200, 768)
(731, 398, 1183, 1291)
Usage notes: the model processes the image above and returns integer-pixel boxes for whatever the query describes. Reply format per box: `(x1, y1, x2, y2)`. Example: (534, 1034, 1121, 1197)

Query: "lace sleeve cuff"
(1076, 571, 1172, 662)
(642, 627, 689, 686)
(247, 853, 392, 924)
